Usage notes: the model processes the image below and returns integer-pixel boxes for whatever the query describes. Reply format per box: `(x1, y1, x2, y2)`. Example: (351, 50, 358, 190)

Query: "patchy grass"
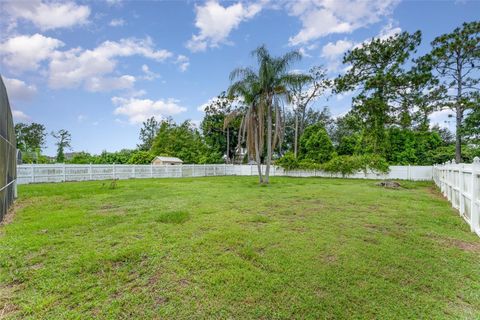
(1, 177, 479, 319)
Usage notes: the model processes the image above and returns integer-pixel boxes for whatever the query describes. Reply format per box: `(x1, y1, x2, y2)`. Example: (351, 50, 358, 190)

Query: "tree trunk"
(254, 121, 263, 183)
(265, 102, 272, 184)
(455, 59, 463, 164)
(226, 127, 230, 164)
(294, 111, 298, 158)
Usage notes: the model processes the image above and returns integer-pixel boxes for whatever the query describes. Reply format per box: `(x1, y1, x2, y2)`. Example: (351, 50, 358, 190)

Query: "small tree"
(51, 129, 71, 163)
(299, 124, 334, 163)
(289, 66, 331, 158)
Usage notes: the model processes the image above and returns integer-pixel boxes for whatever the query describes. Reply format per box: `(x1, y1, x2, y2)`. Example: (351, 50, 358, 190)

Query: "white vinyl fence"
(433, 157, 480, 237)
(17, 163, 433, 185)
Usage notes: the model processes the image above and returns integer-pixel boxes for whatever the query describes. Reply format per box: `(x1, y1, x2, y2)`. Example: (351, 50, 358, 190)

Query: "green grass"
(1, 177, 479, 319)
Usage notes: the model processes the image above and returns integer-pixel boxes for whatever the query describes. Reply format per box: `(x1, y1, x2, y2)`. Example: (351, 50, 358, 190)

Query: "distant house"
(152, 156, 183, 165)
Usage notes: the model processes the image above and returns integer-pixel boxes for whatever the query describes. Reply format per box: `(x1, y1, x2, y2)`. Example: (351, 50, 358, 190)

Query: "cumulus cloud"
(112, 96, 187, 124)
(48, 37, 172, 91)
(0, 34, 64, 72)
(141, 64, 160, 80)
(320, 39, 354, 72)
(12, 110, 30, 121)
(3, 77, 37, 101)
(84, 75, 136, 92)
(186, 0, 262, 52)
(287, 0, 400, 45)
(321, 39, 353, 59)
(109, 18, 125, 27)
(3, 0, 90, 31)
(175, 55, 190, 72)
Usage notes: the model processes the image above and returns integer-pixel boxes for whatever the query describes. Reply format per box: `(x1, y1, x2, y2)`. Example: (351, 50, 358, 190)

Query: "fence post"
(89, 163, 93, 180)
(132, 165, 135, 179)
(150, 163, 153, 178)
(459, 164, 465, 216)
(31, 163, 34, 183)
(471, 157, 480, 233)
(204, 163, 206, 176)
(113, 163, 116, 179)
(193, 164, 195, 177)
(224, 163, 227, 176)
(63, 163, 66, 182)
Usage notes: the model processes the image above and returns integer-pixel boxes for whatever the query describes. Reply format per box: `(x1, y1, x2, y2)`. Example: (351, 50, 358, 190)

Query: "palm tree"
(229, 45, 303, 184)
(227, 72, 265, 182)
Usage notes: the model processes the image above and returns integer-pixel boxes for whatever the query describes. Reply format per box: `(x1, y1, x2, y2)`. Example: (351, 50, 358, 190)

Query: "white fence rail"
(17, 164, 433, 185)
(433, 157, 480, 237)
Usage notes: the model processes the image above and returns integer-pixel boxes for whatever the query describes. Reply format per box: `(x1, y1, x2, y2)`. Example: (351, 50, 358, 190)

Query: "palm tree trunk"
(294, 111, 298, 158)
(265, 102, 272, 184)
(226, 127, 230, 164)
(254, 121, 263, 183)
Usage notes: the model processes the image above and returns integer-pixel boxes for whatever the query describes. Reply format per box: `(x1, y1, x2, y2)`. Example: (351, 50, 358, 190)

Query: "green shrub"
(322, 155, 389, 177)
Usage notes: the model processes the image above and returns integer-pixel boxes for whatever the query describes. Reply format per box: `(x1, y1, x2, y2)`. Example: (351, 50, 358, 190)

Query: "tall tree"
(228, 73, 265, 182)
(15, 122, 47, 153)
(335, 31, 423, 155)
(427, 21, 480, 162)
(230, 45, 302, 184)
(289, 66, 331, 158)
(51, 129, 71, 163)
(150, 119, 209, 164)
(138, 116, 160, 151)
(201, 92, 240, 163)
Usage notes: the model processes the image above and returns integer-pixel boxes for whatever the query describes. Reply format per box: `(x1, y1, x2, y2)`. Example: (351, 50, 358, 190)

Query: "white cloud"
(321, 39, 353, 59)
(175, 55, 190, 72)
(109, 18, 125, 27)
(430, 109, 455, 130)
(0, 34, 64, 72)
(77, 114, 87, 123)
(186, 0, 262, 52)
(48, 37, 172, 91)
(112, 96, 187, 124)
(84, 75, 136, 92)
(197, 95, 231, 112)
(3, 0, 90, 31)
(321, 39, 354, 72)
(12, 110, 30, 121)
(3, 77, 37, 101)
(287, 0, 400, 45)
(377, 22, 402, 40)
(141, 64, 160, 80)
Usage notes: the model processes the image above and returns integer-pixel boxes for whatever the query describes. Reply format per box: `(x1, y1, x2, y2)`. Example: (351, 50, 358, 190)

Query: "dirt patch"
(426, 186, 446, 201)
(449, 239, 480, 253)
(376, 181, 401, 189)
(322, 254, 337, 264)
(428, 234, 480, 253)
(0, 198, 37, 227)
(0, 284, 20, 318)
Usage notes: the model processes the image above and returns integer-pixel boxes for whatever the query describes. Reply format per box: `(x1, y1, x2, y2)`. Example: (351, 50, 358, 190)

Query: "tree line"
(14, 22, 479, 185)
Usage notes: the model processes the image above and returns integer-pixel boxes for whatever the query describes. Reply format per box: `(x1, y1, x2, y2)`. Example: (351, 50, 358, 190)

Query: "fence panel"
(433, 158, 480, 237)
(17, 163, 434, 184)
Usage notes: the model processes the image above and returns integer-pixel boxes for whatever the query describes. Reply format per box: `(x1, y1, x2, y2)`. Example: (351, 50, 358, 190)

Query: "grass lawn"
(1, 177, 479, 319)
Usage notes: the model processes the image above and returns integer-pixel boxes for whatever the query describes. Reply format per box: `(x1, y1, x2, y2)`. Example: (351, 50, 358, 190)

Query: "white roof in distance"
(153, 156, 183, 163)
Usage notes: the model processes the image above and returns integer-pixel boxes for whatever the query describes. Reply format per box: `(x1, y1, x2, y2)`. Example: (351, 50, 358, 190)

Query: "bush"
(299, 124, 334, 163)
(322, 155, 389, 177)
(128, 151, 155, 164)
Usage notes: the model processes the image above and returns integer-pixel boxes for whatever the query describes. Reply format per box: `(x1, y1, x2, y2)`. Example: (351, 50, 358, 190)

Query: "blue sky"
(0, 0, 478, 155)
